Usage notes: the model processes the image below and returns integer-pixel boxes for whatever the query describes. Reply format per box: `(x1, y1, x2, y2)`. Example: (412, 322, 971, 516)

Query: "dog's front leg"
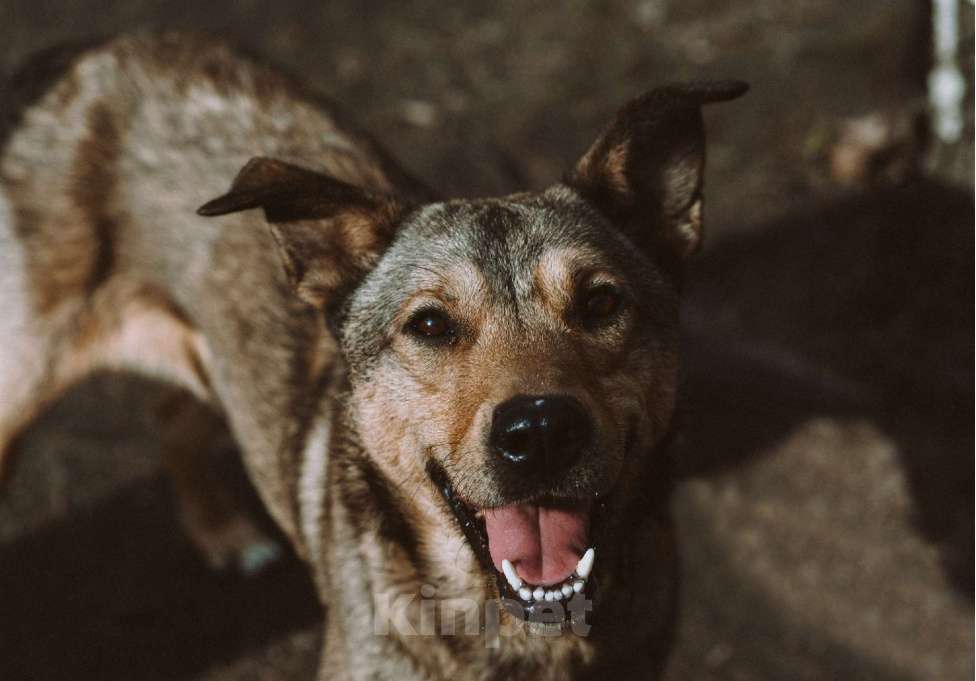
(156, 389, 281, 575)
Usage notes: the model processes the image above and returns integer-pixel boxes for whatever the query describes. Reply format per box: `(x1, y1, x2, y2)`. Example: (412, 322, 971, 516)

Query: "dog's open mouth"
(427, 462, 598, 622)
(486, 504, 594, 601)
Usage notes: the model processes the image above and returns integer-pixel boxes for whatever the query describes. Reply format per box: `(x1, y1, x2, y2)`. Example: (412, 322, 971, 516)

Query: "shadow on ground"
(679, 177, 973, 595)
(0, 468, 320, 681)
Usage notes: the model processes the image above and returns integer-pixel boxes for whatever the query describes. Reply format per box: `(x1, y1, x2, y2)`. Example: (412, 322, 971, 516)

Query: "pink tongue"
(484, 504, 589, 586)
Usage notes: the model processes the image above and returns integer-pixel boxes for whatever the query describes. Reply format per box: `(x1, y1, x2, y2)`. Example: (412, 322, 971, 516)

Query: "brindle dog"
(0, 32, 745, 681)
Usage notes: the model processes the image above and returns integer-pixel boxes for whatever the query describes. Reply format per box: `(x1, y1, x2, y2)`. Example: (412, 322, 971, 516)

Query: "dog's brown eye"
(579, 285, 621, 328)
(405, 308, 456, 343)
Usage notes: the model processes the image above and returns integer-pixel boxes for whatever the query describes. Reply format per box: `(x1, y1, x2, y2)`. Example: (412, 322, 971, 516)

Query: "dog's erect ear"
(567, 81, 748, 259)
(198, 157, 403, 308)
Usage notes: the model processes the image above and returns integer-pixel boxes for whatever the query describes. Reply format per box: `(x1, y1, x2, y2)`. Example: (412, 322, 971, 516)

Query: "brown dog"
(0, 32, 745, 680)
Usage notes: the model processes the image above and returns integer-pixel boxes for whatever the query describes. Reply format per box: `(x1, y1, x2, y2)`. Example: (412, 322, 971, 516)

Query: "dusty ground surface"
(0, 1, 972, 680)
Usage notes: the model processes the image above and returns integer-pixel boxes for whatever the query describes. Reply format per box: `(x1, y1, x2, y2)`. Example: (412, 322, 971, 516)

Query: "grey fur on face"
(341, 186, 678, 376)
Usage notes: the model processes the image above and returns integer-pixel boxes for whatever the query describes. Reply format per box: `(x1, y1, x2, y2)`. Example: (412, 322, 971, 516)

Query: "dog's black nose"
(490, 395, 591, 477)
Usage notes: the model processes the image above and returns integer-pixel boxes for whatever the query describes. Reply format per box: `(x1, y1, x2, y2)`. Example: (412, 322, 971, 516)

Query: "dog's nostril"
(497, 417, 536, 464)
(490, 394, 592, 476)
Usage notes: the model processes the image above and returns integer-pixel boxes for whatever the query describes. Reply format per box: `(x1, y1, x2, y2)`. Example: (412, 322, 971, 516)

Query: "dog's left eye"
(578, 285, 622, 329)
(404, 308, 456, 343)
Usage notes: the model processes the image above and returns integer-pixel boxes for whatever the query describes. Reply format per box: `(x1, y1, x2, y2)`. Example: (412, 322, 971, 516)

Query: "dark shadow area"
(0, 473, 321, 681)
(677, 177, 974, 596)
(675, 332, 874, 479)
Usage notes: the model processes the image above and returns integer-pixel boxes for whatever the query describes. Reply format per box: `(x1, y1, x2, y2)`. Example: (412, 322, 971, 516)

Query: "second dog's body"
(0, 33, 744, 680)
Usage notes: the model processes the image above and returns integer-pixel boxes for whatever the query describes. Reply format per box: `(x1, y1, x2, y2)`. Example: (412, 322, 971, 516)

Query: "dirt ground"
(0, 1, 972, 680)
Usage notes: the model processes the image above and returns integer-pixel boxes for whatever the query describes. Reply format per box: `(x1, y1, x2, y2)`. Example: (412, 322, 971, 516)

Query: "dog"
(0, 32, 745, 681)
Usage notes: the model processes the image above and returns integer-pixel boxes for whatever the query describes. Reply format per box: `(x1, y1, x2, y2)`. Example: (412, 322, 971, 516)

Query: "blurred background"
(0, 1, 972, 680)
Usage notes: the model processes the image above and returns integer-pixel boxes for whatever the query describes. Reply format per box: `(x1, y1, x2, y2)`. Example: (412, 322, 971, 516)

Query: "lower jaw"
(495, 548, 598, 624)
(495, 572, 598, 625)
(499, 592, 595, 629)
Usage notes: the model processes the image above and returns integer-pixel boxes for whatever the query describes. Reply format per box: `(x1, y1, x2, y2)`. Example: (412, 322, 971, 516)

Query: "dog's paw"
(237, 537, 283, 576)
(185, 514, 283, 576)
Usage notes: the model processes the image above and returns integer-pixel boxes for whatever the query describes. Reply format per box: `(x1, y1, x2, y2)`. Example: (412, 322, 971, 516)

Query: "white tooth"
(575, 548, 595, 579)
(544, 590, 555, 601)
(518, 586, 533, 601)
(573, 579, 585, 593)
(501, 559, 523, 591)
(552, 589, 563, 600)
(533, 587, 546, 601)
(561, 584, 574, 598)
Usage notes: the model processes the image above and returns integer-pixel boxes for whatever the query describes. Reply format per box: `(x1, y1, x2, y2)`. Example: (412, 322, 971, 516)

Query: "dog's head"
(201, 81, 746, 623)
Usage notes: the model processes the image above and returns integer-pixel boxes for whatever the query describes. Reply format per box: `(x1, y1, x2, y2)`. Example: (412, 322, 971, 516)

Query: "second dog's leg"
(156, 390, 281, 575)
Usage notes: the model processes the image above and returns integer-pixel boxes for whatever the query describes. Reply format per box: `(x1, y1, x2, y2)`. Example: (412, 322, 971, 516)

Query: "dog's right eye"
(404, 308, 457, 344)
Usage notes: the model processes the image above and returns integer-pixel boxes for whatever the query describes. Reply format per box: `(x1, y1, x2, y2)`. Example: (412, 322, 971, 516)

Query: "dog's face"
(200, 80, 746, 623)
(339, 189, 681, 611)
(344, 191, 681, 508)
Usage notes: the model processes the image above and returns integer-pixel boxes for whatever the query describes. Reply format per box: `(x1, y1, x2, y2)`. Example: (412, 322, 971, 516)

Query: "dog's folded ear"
(567, 80, 748, 260)
(198, 157, 403, 308)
